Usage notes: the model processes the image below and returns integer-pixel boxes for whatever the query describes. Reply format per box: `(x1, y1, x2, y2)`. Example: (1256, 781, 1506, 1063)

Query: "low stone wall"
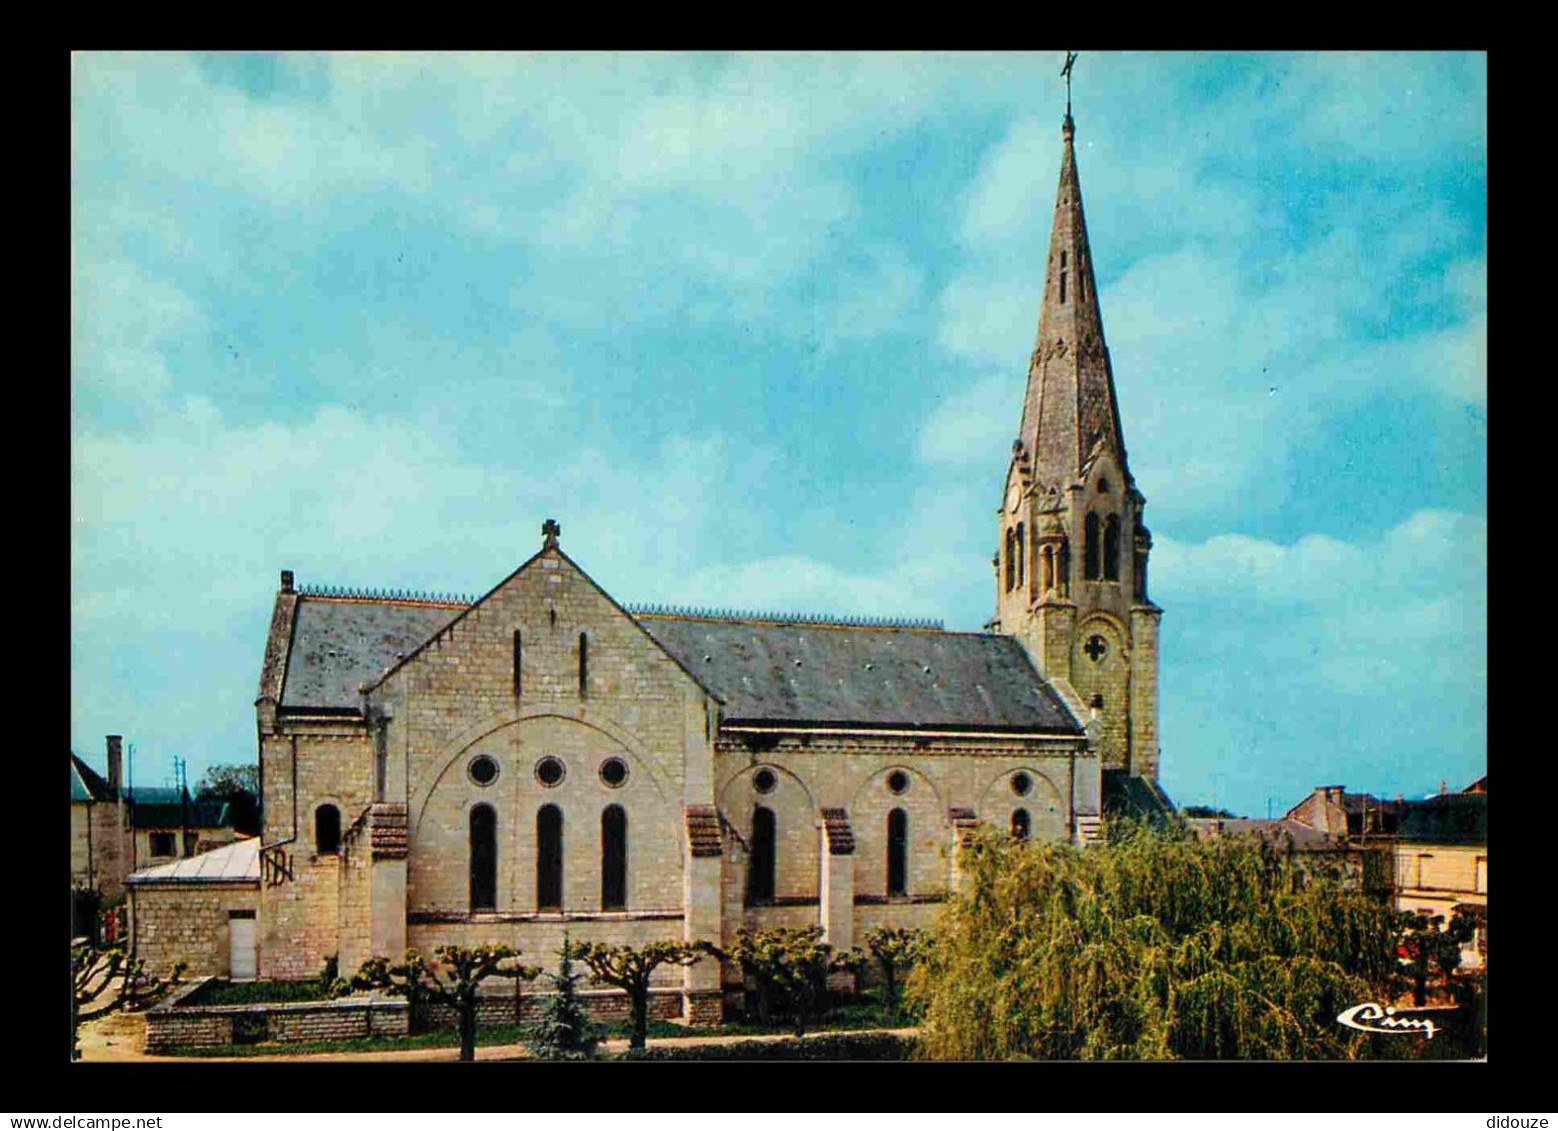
(417, 985, 683, 1029)
(145, 977, 408, 1052)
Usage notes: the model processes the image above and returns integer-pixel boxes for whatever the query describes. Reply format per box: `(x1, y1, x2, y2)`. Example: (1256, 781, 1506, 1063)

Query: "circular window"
(1012, 772, 1033, 797)
(468, 755, 499, 787)
(535, 756, 566, 787)
(887, 770, 910, 795)
(752, 768, 777, 794)
(599, 757, 629, 788)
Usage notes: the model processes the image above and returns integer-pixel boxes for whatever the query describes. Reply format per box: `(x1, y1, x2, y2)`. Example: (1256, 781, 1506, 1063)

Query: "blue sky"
(71, 52, 1486, 817)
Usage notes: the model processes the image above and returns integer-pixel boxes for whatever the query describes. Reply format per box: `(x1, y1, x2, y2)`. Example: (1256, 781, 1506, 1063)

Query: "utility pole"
(177, 757, 191, 857)
(127, 742, 136, 874)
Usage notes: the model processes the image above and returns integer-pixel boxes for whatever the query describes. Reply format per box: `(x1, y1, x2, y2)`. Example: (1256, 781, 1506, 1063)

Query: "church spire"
(993, 74, 1163, 789)
(1017, 109, 1129, 486)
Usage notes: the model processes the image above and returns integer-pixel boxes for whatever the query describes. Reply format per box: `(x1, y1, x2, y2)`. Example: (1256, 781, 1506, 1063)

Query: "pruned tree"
(524, 934, 602, 1059)
(353, 945, 539, 1061)
(570, 939, 705, 1050)
(864, 926, 929, 1022)
(906, 820, 1402, 1060)
(71, 942, 185, 1060)
(707, 926, 862, 1037)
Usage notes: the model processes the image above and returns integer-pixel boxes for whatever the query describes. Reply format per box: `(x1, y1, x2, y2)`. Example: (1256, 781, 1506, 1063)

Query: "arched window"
(314, 803, 341, 856)
(537, 804, 563, 911)
(520, 629, 532, 701)
(1015, 522, 1026, 588)
(1084, 512, 1101, 580)
(1057, 538, 1070, 596)
(470, 804, 497, 911)
(887, 808, 908, 898)
(1004, 528, 1016, 592)
(601, 805, 627, 911)
(747, 806, 776, 906)
(578, 633, 589, 699)
(1041, 544, 1054, 594)
(1103, 514, 1121, 581)
(1011, 809, 1031, 841)
(1134, 548, 1148, 601)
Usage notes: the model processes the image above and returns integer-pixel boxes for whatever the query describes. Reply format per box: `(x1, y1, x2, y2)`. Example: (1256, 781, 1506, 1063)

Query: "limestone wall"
(405, 715, 686, 917)
(713, 735, 1083, 917)
(336, 814, 375, 976)
(404, 913, 693, 986)
(258, 726, 369, 979)
(144, 979, 409, 1052)
(130, 882, 259, 979)
(417, 985, 684, 1029)
(371, 548, 712, 939)
(71, 800, 127, 900)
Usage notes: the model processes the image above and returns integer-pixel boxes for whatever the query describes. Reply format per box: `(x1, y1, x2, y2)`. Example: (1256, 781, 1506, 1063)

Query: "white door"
(229, 913, 257, 980)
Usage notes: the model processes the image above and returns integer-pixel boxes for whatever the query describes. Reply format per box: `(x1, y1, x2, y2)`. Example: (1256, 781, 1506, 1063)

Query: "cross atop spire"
(1061, 50, 1079, 122)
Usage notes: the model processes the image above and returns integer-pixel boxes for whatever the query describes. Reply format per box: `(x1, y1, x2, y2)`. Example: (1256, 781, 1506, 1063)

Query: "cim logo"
(1336, 1001, 1440, 1040)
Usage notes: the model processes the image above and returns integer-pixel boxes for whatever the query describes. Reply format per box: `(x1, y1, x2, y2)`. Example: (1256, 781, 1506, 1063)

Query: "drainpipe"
(1068, 744, 1077, 837)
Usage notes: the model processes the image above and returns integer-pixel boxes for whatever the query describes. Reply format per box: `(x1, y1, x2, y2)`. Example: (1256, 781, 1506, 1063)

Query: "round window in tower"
(599, 757, 629, 789)
(535, 756, 566, 788)
(1011, 771, 1033, 797)
(887, 770, 910, 795)
(468, 755, 500, 787)
(753, 768, 778, 795)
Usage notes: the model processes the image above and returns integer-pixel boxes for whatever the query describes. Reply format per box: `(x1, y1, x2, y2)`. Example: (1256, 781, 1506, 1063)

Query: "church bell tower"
(994, 108, 1163, 783)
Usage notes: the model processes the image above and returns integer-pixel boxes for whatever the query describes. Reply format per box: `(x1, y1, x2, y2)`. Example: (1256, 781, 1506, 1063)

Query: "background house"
(1395, 786, 1487, 970)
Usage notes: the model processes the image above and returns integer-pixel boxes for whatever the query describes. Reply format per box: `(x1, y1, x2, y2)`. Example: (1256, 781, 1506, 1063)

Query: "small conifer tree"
(524, 934, 602, 1060)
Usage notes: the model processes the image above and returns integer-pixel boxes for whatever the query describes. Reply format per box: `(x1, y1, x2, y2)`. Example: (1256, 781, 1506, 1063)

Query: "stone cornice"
(715, 733, 1088, 759)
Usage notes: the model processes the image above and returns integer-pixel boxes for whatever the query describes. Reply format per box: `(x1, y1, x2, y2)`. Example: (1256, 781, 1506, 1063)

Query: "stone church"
(128, 112, 1170, 1021)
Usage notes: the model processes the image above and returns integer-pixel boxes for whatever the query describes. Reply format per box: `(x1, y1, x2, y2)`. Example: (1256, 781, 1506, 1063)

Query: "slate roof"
(268, 589, 1082, 734)
(1399, 793, 1487, 846)
(1339, 792, 1397, 816)
(280, 597, 464, 711)
(637, 616, 1081, 733)
(127, 837, 260, 885)
(70, 754, 115, 803)
(131, 796, 232, 831)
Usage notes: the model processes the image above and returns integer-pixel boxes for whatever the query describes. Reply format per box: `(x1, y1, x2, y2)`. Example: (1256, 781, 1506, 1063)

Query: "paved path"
(76, 1012, 917, 1063)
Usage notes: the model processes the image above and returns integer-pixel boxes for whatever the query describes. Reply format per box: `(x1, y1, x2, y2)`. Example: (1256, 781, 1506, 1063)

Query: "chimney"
(281, 570, 295, 594)
(106, 735, 123, 797)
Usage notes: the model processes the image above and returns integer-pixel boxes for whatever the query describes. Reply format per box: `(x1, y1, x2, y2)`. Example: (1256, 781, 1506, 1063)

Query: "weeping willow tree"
(906, 820, 1400, 1060)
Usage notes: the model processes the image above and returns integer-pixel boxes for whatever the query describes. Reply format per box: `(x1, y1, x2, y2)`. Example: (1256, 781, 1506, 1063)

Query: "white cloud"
(71, 257, 202, 409)
(918, 373, 1023, 465)
(1153, 508, 1485, 695)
